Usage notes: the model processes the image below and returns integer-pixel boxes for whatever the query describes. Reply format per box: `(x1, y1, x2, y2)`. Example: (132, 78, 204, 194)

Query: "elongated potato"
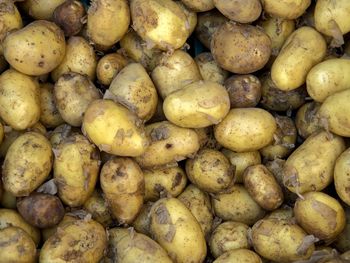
(213, 0, 261, 23)
(335, 148, 350, 206)
(195, 52, 228, 85)
(262, 0, 311, 19)
(214, 108, 276, 152)
(83, 190, 113, 227)
(39, 83, 64, 128)
(96, 53, 128, 86)
(295, 102, 322, 139)
(283, 131, 345, 194)
(213, 249, 262, 263)
(181, 0, 214, 12)
(82, 99, 149, 157)
(21, 0, 66, 20)
(271, 27, 326, 91)
(150, 198, 207, 263)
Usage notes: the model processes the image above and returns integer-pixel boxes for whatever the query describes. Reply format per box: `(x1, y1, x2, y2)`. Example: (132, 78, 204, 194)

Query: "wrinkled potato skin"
(271, 26, 326, 91)
(295, 102, 321, 139)
(96, 53, 128, 86)
(283, 131, 345, 194)
(195, 52, 229, 85)
(51, 36, 97, 82)
(213, 249, 262, 263)
(0, 69, 40, 130)
(335, 149, 350, 206)
(150, 198, 207, 263)
(83, 190, 113, 227)
(39, 83, 64, 128)
(214, 108, 276, 152)
(40, 219, 107, 263)
(0, 1, 22, 46)
(17, 193, 65, 228)
(213, 0, 261, 23)
(132, 202, 153, 236)
(3, 21, 65, 76)
(3, 132, 53, 197)
(181, 0, 214, 12)
(21, 0, 66, 20)
(100, 157, 144, 224)
(262, 0, 311, 19)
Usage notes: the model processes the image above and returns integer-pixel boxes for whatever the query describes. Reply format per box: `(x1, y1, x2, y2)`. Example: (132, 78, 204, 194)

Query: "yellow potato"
(262, 0, 311, 19)
(0, 1, 22, 47)
(271, 26, 326, 91)
(213, 249, 262, 263)
(335, 148, 350, 206)
(175, 1, 197, 35)
(295, 102, 322, 139)
(213, 0, 261, 23)
(132, 202, 153, 236)
(195, 52, 229, 85)
(21, 0, 66, 20)
(39, 83, 64, 128)
(49, 124, 79, 149)
(265, 207, 294, 220)
(181, 0, 214, 12)
(214, 108, 277, 152)
(83, 190, 113, 227)
(96, 53, 128, 86)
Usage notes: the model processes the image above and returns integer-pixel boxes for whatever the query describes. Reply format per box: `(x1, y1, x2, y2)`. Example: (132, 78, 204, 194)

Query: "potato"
(221, 149, 261, 183)
(266, 207, 293, 220)
(17, 193, 64, 228)
(150, 197, 207, 263)
(131, 0, 189, 51)
(175, 1, 197, 35)
(100, 157, 144, 224)
(87, 0, 130, 49)
(38, 83, 63, 128)
(49, 124, 79, 149)
(83, 190, 113, 227)
(0, 69, 40, 130)
(186, 149, 234, 193)
(144, 166, 187, 201)
(108, 63, 158, 121)
(21, 0, 65, 20)
(271, 27, 326, 91)
(40, 219, 107, 263)
(164, 80, 230, 128)
(224, 74, 261, 108)
(28, 122, 47, 136)
(335, 148, 350, 206)
(96, 53, 128, 86)
(209, 222, 250, 258)
(243, 164, 284, 211)
(132, 202, 153, 236)
(3, 132, 52, 197)
(294, 191, 346, 241)
(0, 227, 37, 263)
(54, 134, 100, 207)
(262, 0, 311, 19)
(214, 108, 276, 152)
(135, 121, 200, 168)
(82, 99, 150, 157)
(3, 20, 65, 76)
(181, 0, 214, 12)
(0, 1, 22, 47)
(41, 214, 78, 243)
(0, 208, 40, 246)
(107, 227, 173, 263)
(335, 208, 350, 252)
(195, 52, 228, 85)
(0, 187, 16, 208)
(213, 0, 261, 23)
(295, 102, 322, 139)
(211, 22, 271, 74)
(213, 249, 262, 263)
(251, 218, 315, 262)
(151, 50, 202, 99)
(212, 184, 265, 225)
(283, 131, 345, 194)
(51, 36, 97, 82)
(260, 116, 297, 160)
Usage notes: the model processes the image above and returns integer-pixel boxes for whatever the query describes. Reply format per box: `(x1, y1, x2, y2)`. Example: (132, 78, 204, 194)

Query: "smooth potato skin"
(213, 249, 262, 263)
(262, 0, 311, 19)
(96, 53, 128, 86)
(213, 0, 261, 23)
(181, 0, 214, 12)
(335, 148, 350, 206)
(39, 83, 64, 128)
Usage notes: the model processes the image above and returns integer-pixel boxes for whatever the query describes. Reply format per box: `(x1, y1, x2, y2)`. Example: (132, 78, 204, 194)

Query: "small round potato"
(83, 190, 113, 227)
(262, 0, 311, 19)
(195, 52, 229, 85)
(295, 102, 322, 139)
(181, 0, 214, 12)
(213, 249, 262, 263)
(96, 53, 128, 86)
(132, 202, 153, 236)
(39, 83, 64, 128)
(214, 108, 277, 152)
(335, 148, 350, 206)
(21, 0, 66, 20)
(213, 0, 261, 23)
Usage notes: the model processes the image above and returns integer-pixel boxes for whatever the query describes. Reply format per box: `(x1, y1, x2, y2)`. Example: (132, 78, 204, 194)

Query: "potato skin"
(335, 148, 350, 206)
(214, 108, 276, 152)
(83, 190, 113, 227)
(21, 0, 66, 20)
(295, 102, 322, 139)
(0, 1, 22, 45)
(213, 249, 262, 263)
(181, 0, 214, 12)
(195, 52, 228, 85)
(132, 202, 153, 236)
(213, 0, 261, 23)
(150, 198, 207, 263)
(3, 20, 65, 76)
(96, 53, 128, 86)
(39, 83, 64, 128)
(262, 0, 311, 19)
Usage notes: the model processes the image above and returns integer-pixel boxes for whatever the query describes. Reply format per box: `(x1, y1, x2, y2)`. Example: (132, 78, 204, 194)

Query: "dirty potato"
(96, 53, 128, 86)
(213, 249, 262, 263)
(295, 102, 322, 139)
(0, 1, 22, 48)
(175, 1, 197, 35)
(213, 0, 261, 23)
(195, 52, 229, 85)
(181, 0, 214, 12)
(262, 0, 311, 19)
(39, 83, 64, 128)
(83, 190, 113, 227)
(132, 202, 153, 236)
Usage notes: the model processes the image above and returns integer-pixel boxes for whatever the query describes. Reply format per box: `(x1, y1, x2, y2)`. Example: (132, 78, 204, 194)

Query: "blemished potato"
(108, 63, 158, 121)
(107, 228, 173, 263)
(0, 69, 40, 130)
(132, 202, 153, 236)
(212, 184, 265, 225)
(175, 1, 197, 35)
(40, 219, 107, 263)
(271, 26, 327, 91)
(213, 0, 261, 23)
(135, 121, 200, 168)
(260, 116, 297, 160)
(150, 198, 207, 263)
(335, 148, 350, 206)
(130, 0, 189, 51)
(0, 1, 22, 46)
(0, 227, 37, 263)
(83, 190, 113, 227)
(3, 20, 65, 76)
(211, 22, 271, 74)
(283, 131, 345, 194)
(21, 0, 65, 20)
(295, 102, 322, 139)
(181, 0, 214, 12)
(266, 207, 294, 220)
(224, 74, 261, 108)
(49, 124, 79, 149)
(195, 52, 229, 85)
(0, 208, 40, 246)
(251, 218, 315, 262)
(213, 249, 262, 263)
(335, 208, 350, 252)
(54, 73, 101, 127)
(243, 164, 284, 211)
(17, 193, 64, 228)
(54, 134, 100, 207)
(262, 0, 311, 19)
(3, 132, 53, 197)
(186, 149, 234, 193)
(214, 108, 277, 152)
(144, 166, 187, 201)
(163, 80, 230, 128)
(82, 99, 150, 157)
(209, 221, 250, 258)
(41, 214, 78, 243)
(152, 50, 202, 99)
(178, 184, 213, 238)
(100, 157, 144, 224)
(39, 83, 64, 128)
(96, 53, 128, 86)
(51, 36, 97, 82)
(294, 191, 346, 241)
(87, 0, 130, 49)
(221, 149, 261, 183)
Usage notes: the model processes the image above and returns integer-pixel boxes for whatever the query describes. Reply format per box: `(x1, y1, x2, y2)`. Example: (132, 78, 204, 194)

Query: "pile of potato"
(1, 0, 350, 262)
